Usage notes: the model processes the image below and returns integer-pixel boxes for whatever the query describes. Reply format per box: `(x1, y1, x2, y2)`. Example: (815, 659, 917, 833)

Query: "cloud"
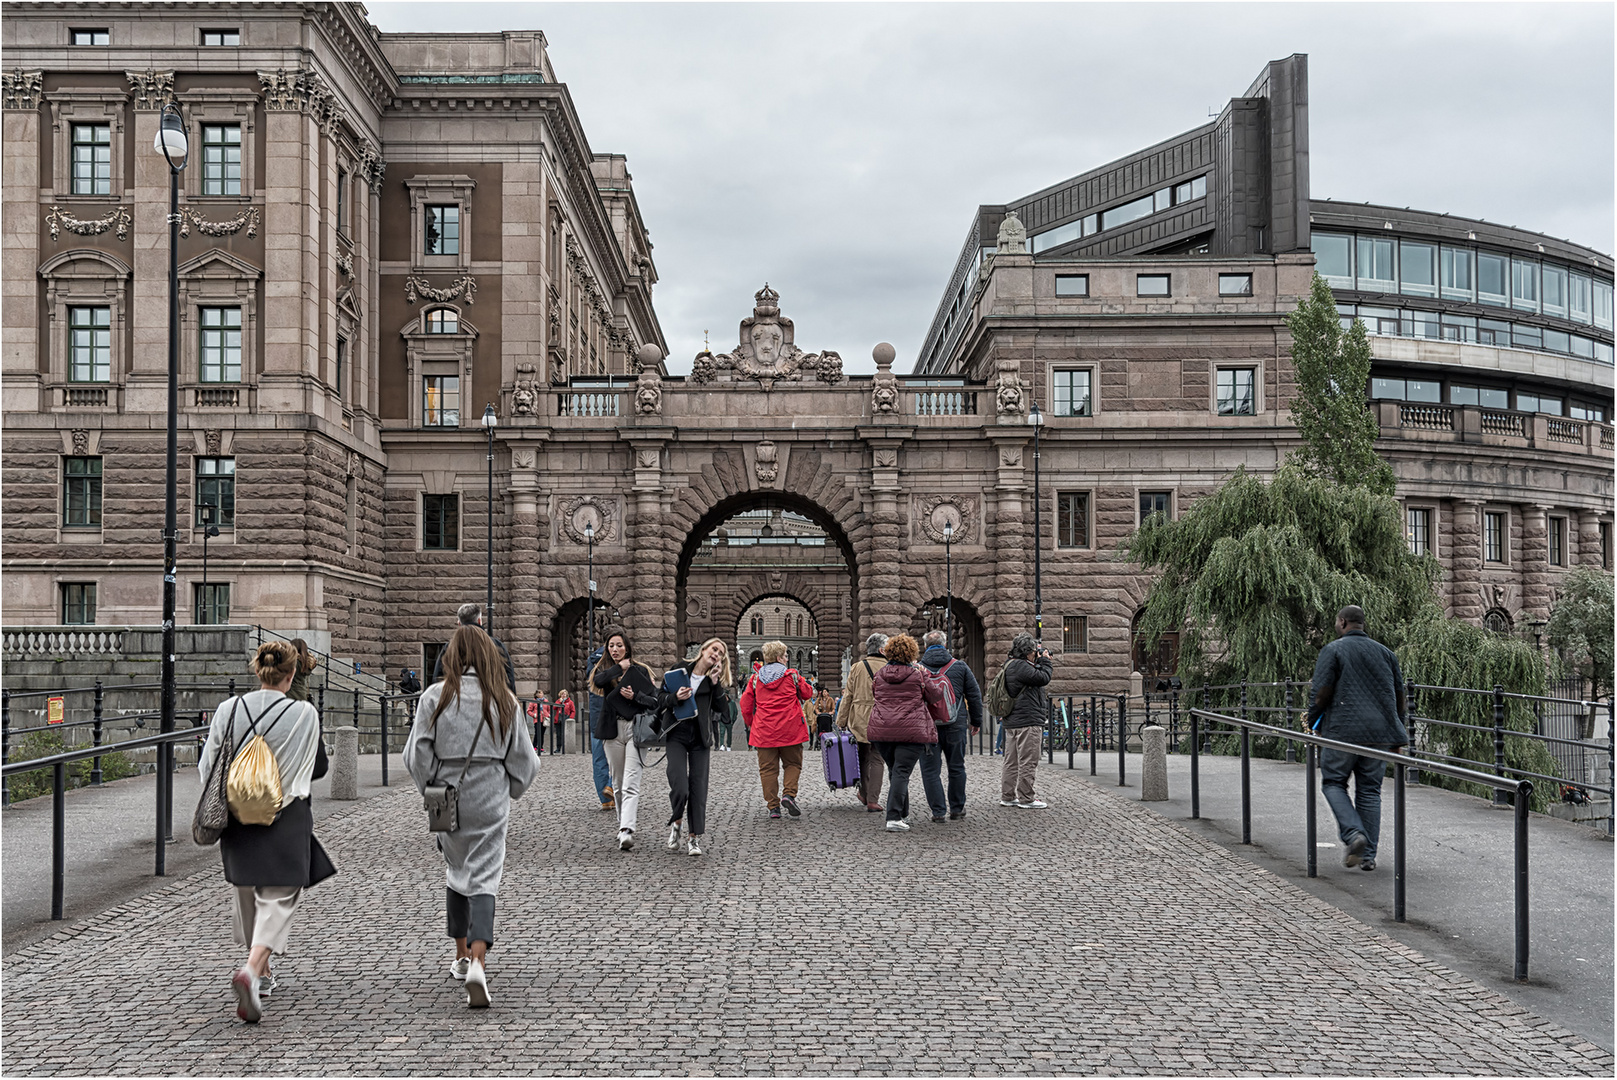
(369, 2, 1614, 374)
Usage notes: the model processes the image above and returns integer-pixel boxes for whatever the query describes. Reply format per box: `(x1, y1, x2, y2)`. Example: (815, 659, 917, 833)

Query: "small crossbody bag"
(422, 720, 486, 834)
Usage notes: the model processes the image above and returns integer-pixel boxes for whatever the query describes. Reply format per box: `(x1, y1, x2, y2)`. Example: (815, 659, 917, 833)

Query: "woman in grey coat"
(405, 624, 538, 1008)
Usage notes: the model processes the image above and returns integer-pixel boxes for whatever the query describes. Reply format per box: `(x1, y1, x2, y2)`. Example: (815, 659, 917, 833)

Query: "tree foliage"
(1545, 565, 1615, 697)
(1285, 273, 1397, 495)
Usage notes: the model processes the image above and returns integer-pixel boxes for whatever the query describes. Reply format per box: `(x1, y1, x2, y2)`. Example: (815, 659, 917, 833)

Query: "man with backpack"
(992, 633, 1053, 809)
(918, 630, 983, 821)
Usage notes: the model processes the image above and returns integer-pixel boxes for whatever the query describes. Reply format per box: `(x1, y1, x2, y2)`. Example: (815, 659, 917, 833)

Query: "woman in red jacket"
(740, 640, 814, 820)
(867, 633, 942, 832)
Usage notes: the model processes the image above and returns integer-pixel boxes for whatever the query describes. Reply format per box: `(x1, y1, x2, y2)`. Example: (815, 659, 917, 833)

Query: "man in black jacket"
(919, 630, 983, 821)
(430, 603, 518, 693)
(999, 633, 1052, 810)
(1307, 605, 1409, 872)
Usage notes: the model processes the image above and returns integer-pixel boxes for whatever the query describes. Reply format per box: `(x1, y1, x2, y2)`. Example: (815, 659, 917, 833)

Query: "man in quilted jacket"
(1307, 605, 1410, 873)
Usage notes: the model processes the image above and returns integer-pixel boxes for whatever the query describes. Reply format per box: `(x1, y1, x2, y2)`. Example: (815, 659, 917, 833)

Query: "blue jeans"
(1321, 747, 1392, 860)
(994, 722, 1005, 754)
(920, 724, 969, 816)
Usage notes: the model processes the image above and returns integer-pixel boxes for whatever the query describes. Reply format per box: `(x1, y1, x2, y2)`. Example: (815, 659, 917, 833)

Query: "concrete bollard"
(330, 726, 359, 800)
(1141, 724, 1169, 801)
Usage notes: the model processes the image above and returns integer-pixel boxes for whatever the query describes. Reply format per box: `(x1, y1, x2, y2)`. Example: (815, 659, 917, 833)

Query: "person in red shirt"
(740, 640, 814, 820)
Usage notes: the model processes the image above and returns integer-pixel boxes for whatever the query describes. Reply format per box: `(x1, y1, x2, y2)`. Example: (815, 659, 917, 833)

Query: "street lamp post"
(482, 404, 496, 636)
(943, 520, 954, 651)
(154, 103, 188, 873)
(1027, 401, 1044, 641)
(584, 518, 596, 686)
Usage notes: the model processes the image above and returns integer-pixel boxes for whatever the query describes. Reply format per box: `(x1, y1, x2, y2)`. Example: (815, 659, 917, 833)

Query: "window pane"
(426, 205, 461, 256)
(1568, 273, 1593, 324)
(1312, 233, 1352, 287)
(1371, 377, 1405, 400)
(425, 309, 459, 334)
(424, 494, 459, 550)
(1101, 194, 1155, 231)
(1400, 310, 1440, 339)
(1593, 280, 1613, 330)
(1030, 219, 1082, 254)
(424, 376, 460, 426)
(1479, 387, 1509, 409)
(1153, 188, 1172, 213)
(1542, 328, 1570, 354)
(1511, 324, 1542, 351)
(1057, 492, 1089, 548)
(1440, 246, 1474, 300)
(1477, 253, 1508, 306)
(1571, 335, 1594, 359)
(1399, 241, 1437, 297)
(1054, 274, 1088, 297)
(1406, 508, 1431, 556)
(1139, 491, 1171, 524)
(1511, 258, 1539, 313)
(201, 125, 242, 196)
(1549, 518, 1565, 566)
(195, 583, 231, 624)
(1063, 615, 1088, 652)
(199, 306, 242, 382)
(63, 456, 103, 526)
(1216, 368, 1255, 415)
(1136, 274, 1170, 297)
(68, 306, 111, 382)
(196, 457, 236, 526)
(1052, 370, 1091, 417)
(1478, 318, 1510, 346)
(70, 124, 112, 196)
(1449, 385, 1478, 406)
(1405, 379, 1441, 403)
(1218, 273, 1253, 296)
(1356, 237, 1395, 292)
(1541, 264, 1567, 318)
(1485, 513, 1506, 563)
(62, 583, 97, 624)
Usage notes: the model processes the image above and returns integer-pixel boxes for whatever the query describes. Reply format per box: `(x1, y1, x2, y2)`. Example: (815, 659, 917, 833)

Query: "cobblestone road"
(2, 750, 1610, 1075)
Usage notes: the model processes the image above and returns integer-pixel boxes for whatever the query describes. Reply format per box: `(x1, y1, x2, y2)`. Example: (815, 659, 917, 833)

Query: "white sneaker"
(449, 956, 470, 981)
(1000, 799, 1018, 807)
(464, 959, 490, 1008)
(1016, 800, 1048, 809)
(884, 819, 911, 832)
(231, 966, 262, 1023)
(666, 821, 682, 850)
(686, 835, 703, 856)
(618, 829, 635, 852)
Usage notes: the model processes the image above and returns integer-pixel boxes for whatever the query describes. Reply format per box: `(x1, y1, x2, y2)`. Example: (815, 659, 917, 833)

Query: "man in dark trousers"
(1307, 605, 1409, 872)
(431, 603, 518, 693)
(918, 629, 984, 821)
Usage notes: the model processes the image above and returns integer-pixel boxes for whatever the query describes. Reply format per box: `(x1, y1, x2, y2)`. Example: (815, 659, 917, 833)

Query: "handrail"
(1191, 708, 1534, 982)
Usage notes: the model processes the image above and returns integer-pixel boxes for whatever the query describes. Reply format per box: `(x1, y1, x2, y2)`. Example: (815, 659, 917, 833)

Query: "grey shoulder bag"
(423, 719, 485, 834)
(191, 698, 240, 846)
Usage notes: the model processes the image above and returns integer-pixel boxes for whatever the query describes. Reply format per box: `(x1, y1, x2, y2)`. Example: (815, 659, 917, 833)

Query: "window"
(1056, 492, 1090, 548)
(1440, 246, 1474, 300)
(423, 494, 459, 550)
(1511, 324, 1542, 351)
(70, 124, 112, 196)
(1063, 615, 1088, 653)
(424, 308, 459, 334)
(1477, 253, 1508, 307)
(1370, 377, 1439, 403)
(1596, 342, 1614, 365)
(62, 583, 97, 625)
(1541, 264, 1568, 319)
(1477, 317, 1511, 346)
(68, 306, 111, 382)
(1218, 273, 1253, 296)
(423, 376, 460, 426)
(1441, 314, 1477, 342)
(194, 583, 231, 625)
(1602, 522, 1611, 570)
(1571, 335, 1595, 359)
(1216, 367, 1256, 416)
(201, 125, 242, 196)
(1139, 491, 1171, 525)
(1173, 176, 1207, 203)
(1400, 310, 1440, 339)
(1356, 237, 1395, 292)
(199, 307, 242, 382)
(1312, 233, 1352, 288)
(1054, 274, 1089, 297)
(70, 28, 109, 45)
(1101, 194, 1155, 232)
(63, 457, 102, 527)
(1052, 370, 1091, 417)
(336, 168, 347, 233)
(1485, 512, 1506, 563)
(1136, 274, 1170, 297)
(1549, 517, 1566, 568)
(200, 29, 240, 46)
(1357, 305, 1399, 335)
(196, 458, 236, 526)
(1399, 241, 1437, 298)
(1594, 280, 1613, 331)
(335, 337, 346, 400)
(1542, 328, 1570, 355)
(1569, 273, 1594, 324)
(1516, 393, 1561, 416)
(426, 205, 460, 256)
(1449, 384, 1509, 409)
(1031, 219, 1084, 254)
(1483, 608, 1514, 634)
(1569, 401, 1607, 422)
(1510, 259, 1539, 313)
(1152, 188, 1172, 213)
(1406, 507, 1431, 556)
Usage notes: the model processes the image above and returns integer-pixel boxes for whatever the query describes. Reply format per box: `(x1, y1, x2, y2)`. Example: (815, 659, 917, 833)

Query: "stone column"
(985, 431, 1030, 666)
(1, 72, 42, 412)
(1522, 504, 1552, 620)
(1450, 499, 1484, 623)
(259, 77, 321, 411)
(1578, 510, 1604, 568)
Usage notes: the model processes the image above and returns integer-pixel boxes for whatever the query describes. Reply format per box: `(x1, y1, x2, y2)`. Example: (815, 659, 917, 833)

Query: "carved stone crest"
(816, 351, 844, 384)
(754, 440, 779, 485)
(918, 495, 976, 544)
(690, 349, 718, 384)
(560, 495, 617, 545)
(996, 209, 1028, 254)
(995, 359, 1026, 419)
(70, 429, 89, 456)
(512, 364, 539, 416)
(704, 285, 844, 390)
(45, 206, 132, 243)
(336, 249, 354, 278)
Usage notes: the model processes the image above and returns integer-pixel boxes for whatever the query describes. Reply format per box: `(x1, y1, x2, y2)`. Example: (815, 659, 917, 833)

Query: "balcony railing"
(1382, 401, 1611, 455)
(912, 390, 978, 416)
(194, 386, 241, 408)
(1546, 417, 1585, 444)
(1399, 404, 1453, 431)
(62, 386, 109, 408)
(556, 391, 620, 417)
(1480, 409, 1527, 438)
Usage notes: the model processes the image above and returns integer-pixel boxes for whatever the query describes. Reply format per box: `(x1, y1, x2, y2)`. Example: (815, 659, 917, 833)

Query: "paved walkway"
(2, 750, 1612, 1075)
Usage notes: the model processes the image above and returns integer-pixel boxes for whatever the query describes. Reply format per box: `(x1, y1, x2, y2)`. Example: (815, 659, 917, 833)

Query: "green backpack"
(985, 667, 1018, 719)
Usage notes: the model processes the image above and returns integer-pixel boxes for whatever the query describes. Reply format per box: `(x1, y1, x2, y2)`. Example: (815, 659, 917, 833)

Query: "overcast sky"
(370, 2, 1614, 374)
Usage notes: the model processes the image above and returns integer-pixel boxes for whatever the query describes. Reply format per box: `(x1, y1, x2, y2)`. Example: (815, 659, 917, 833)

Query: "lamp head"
(943, 521, 954, 540)
(583, 521, 595, 540)
(154, 105, 188, 169)
(199, 504, 215, 525)
(1027, 402, 1043, 426)
(481, 403, 497, 429)
(206, 526, 220, 539)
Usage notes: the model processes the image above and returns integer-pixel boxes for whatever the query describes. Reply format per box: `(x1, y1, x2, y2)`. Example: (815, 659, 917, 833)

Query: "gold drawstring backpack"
(227, 698, 299, 825)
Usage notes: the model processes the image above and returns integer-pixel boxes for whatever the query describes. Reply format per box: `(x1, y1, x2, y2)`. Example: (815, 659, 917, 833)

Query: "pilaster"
(1451, 499, 1484, 623)
(1522, 503, 1552, 619)
(1, 99, 42, 412)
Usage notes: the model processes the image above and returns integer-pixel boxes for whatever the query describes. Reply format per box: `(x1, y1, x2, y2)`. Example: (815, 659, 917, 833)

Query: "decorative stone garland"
(45, 205, 132, 243)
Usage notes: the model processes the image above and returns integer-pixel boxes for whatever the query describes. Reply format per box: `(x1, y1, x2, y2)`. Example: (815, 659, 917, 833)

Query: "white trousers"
(231, 885, 301, 955)
(601, 728, 645, 835)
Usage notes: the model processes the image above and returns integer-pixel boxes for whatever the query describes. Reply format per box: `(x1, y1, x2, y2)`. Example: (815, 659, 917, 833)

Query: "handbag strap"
(440, 717, 486, 789)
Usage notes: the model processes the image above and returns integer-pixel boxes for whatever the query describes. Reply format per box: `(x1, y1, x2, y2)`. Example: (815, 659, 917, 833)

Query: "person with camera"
(403, 624, 538, 1009)
(590, 627, 660, 851)
(999, 633, 1053, 810)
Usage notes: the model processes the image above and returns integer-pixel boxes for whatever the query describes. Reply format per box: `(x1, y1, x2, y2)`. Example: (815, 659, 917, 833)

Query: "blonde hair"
(884, 633, 920, 665)
(693, 637, 734, 687)
(252, 641, 299, 685)
(760, 640, 788, 665)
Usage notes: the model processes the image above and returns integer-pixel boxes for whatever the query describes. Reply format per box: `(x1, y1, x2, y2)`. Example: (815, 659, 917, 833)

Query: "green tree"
(1545, 565, 1616, 696)
(1285, 272, 1397, 495)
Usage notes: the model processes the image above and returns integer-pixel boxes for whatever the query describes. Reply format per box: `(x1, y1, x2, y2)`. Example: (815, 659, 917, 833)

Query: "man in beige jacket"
(834, 633, 888, 812)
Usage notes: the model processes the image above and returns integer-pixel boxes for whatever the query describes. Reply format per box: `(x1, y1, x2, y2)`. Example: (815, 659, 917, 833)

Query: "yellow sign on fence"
(47, 697, 64, 725)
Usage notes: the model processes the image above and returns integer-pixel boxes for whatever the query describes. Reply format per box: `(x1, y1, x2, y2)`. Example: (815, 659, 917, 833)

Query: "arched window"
(1483, 608, 1514, 634)
(424, 307, 459, 334)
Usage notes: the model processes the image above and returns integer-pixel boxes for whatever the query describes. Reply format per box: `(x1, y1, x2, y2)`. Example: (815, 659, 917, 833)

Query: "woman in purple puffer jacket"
(867, 633, 944, 832)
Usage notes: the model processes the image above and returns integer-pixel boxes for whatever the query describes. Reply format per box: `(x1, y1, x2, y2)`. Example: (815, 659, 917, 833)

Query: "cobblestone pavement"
(2, 751, 1611, 1076)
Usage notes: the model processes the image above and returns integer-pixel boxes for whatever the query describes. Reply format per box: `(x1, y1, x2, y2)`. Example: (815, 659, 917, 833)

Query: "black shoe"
(1361, 858, 1377, 872)
(949, 810, 965, 820)
(1343, 833, 1367, 868)
(769, 807, 781, 820)
(931, 815, 946, 823)
(781, 794, 801, 818)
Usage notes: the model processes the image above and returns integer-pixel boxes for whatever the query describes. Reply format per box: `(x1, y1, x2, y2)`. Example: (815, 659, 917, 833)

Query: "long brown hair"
(430, 625, 517, 739)
(589, 626, 654, 693)
(289, 637, 318, 675)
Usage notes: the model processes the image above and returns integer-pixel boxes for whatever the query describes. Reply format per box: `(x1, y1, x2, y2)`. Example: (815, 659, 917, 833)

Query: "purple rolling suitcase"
(821, 729, 862, 791)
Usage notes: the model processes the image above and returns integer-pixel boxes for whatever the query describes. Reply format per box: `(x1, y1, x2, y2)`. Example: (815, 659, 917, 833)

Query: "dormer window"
(424, 308, 459, 334)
